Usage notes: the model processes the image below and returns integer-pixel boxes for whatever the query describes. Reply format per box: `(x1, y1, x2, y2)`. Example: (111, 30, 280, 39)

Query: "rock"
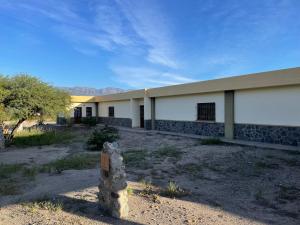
(98, 142, 129, 219)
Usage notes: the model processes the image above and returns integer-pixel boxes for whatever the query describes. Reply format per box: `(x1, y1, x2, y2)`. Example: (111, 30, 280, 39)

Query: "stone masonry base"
(234, 123, 300, 146)
(154, 120, 225, 137)
(98, 117, 132, 128)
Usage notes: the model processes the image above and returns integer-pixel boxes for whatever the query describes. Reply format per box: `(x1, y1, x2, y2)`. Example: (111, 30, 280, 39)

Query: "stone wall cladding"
(155, 120, 224, 137)
(234, 124, 300, 146)
(145, 120, 152, 130)
(99, 117, 132, 128)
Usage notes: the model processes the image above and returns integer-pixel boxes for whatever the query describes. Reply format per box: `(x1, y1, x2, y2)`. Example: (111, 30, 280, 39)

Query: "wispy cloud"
(111, 66, 194, 88)
(115, 0, 179, 68)
(2, 0, 179, 69)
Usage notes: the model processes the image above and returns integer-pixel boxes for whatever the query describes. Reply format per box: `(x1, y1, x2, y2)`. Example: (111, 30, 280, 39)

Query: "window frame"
(108, 106, 115, 117)
(197, 102, 216, 122)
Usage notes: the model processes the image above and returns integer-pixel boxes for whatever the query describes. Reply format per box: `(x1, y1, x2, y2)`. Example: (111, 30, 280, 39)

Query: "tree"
(0, 76, 10, 149)
(0, 74, 71, 145)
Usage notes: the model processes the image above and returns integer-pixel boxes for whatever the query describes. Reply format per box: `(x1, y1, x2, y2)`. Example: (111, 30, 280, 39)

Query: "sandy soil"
(0, 128, 299, 225)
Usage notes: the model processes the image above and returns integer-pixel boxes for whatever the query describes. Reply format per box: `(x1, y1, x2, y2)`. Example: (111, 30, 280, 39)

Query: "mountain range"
(60, 87, 125, 96)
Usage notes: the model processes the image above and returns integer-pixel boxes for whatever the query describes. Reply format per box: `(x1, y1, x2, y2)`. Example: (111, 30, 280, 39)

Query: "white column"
(130, 99, 139, 127)
(144, 96, 151, 121)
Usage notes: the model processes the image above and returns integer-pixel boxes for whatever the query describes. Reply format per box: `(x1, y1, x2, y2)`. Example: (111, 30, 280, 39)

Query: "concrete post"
(130, 99, 139, 128)
(95, 102, 99, 123)
(151, 97, 155, 130)
(144, 96, 152, 130)
(224, 90, 234, 139)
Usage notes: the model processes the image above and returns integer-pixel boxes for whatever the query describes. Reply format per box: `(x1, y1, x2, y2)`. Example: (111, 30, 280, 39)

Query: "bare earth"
(0, 127, 299, 225)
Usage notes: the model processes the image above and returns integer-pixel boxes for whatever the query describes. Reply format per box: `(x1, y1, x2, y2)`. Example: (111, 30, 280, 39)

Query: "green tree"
(0, 74, 71, 144)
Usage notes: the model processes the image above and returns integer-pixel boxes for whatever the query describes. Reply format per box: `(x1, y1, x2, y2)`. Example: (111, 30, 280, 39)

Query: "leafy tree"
(0, 74, 71, 144)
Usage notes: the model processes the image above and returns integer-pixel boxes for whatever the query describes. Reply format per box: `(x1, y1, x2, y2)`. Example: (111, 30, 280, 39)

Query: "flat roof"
(71, 67, 300, 102)
(147, 67, 300, 97)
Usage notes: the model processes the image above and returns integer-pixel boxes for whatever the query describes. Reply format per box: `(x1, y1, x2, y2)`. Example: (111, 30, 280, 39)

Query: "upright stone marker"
(98, 142, 129, 219)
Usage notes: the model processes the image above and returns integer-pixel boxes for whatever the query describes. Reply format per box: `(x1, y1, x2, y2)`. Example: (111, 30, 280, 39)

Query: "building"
(69, 67, 300, 146)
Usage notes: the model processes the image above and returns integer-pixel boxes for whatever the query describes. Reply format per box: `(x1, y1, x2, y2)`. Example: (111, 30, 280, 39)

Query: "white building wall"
(99, 100, 131, 118)
(130, 98, 144, 127)
(70, 103, 96, 117)
(235, 85, 300, 126)
(155, 92, 225, 122)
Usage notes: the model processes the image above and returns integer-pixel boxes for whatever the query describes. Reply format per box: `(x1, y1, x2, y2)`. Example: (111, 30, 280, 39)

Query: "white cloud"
(3, 0, 179, 69)
(115, 0, 179, 68)
(111, 66, 194, 88)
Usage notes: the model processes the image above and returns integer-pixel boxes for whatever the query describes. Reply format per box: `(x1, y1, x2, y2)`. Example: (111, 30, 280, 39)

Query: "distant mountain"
(60, 86, 125, 96)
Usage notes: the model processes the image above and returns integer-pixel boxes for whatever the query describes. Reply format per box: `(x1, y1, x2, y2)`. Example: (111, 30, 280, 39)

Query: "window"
(108, 106, 114, 117)
(197, 103, 215, 121)
(86, 107, 92, 117)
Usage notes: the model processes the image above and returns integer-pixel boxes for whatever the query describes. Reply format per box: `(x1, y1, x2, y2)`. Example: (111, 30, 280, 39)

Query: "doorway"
(74, 107, 82, 123)
(140, 105, 144, 128)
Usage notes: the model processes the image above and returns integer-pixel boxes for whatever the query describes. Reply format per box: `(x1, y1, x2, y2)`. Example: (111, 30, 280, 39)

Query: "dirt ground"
(0, 127, 299, 225)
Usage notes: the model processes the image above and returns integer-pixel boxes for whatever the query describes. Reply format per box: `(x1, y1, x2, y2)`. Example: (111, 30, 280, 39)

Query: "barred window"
(108, 106, 114, 117)
(197, 103, 215, 121)
(86, 107, 92, 117)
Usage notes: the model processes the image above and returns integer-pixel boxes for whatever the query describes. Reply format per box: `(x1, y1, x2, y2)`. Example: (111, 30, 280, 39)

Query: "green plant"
(81, 117, 98, 126)
(200, 138, 223, 145)
(101, 126, 119, 134)
(39, 154, 99, 173)
(0, 163, 23, 179)
(86, 127, 119, 151)
(127, 187, 134, 195)
(161, 181, 188, 198)
(22, 167, 38, 180)
(0, 179, 20, 195)
(140, 180, 154, 196)
(11, 129, 74, 147)
(122, 149, 149, 169)
(0, 75, 70, 143)
(152, 146, 182, 160)
(25, 197, 63, 212)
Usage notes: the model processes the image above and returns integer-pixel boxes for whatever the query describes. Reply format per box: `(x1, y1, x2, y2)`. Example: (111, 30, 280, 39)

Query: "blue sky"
(0, 0, 300, 89)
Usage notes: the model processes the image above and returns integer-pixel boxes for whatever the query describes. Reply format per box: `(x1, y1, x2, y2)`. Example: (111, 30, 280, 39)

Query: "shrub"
(86, 127, 119, 151)
(161, 181, 188, 198)
(81, 117, 98, 126)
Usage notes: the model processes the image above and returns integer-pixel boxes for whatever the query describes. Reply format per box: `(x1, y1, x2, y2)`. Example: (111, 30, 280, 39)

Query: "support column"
(144, 96, 152, 130)
(224, 90, 234, 139)
(130, 99, 139, 128)
(151, 97, 155, 130)
(95, 102, 99, 122)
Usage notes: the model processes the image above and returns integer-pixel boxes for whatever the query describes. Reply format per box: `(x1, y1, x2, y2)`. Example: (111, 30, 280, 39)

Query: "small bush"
(201, 138, 223, 145)
(81, 117, 98, 126)
(161, 181, 188, 198)
(86, 127, 119, 151)
(127, 187, 134, 195)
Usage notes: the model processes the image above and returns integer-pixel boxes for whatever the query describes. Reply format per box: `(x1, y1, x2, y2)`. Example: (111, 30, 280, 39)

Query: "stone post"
(98, 142, 129, 219)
